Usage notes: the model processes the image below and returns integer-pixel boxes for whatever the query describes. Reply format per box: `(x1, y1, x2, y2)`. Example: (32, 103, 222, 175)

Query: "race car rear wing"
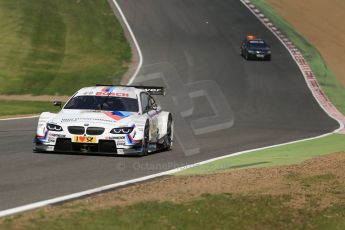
(134, 85, 166, 96)
(96, 84, 166, 96)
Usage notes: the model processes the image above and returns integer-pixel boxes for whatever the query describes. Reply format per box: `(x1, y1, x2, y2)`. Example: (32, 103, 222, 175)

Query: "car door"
(140, 92, 159, 141)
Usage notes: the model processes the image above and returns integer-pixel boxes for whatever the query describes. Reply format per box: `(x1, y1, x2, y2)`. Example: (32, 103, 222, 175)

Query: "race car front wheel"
(162, 114, 173, 151)
(245, 52, 249, 60)
(140, 121, 150, 156)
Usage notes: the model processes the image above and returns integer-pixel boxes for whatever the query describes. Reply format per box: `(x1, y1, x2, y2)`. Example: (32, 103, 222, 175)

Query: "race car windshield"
(248, 41, 268, 48)
(64, 96, 139, 112)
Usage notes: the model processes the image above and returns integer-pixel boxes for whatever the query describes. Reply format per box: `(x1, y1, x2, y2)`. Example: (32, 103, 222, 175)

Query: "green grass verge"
(0, 100, 59, 116)
(0, 0, 131, 95)
(2, 194, 345, 229)
(177, 134, 345, 175)
(250, 0, 345, 114)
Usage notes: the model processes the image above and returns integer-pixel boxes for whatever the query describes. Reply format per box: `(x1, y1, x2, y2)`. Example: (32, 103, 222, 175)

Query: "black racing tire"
(140, 121, 150, 156)
(245, 52, 249, 60)
(162, 114, 173, 151)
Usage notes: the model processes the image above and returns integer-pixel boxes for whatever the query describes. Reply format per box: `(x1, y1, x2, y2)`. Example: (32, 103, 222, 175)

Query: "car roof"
(247, 39, 267, 44)
(245, 35, 266, 43)
(74, 86, 143, 99)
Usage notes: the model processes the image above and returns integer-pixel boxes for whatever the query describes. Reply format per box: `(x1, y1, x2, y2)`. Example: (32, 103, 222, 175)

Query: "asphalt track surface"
(0, 0, 338, 211)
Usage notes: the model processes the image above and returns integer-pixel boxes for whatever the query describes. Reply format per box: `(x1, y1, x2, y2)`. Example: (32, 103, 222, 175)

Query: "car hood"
(51, 110, 139, 127)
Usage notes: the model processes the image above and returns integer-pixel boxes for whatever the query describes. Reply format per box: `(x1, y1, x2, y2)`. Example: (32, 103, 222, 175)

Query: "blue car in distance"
(241, 35, 271, 61)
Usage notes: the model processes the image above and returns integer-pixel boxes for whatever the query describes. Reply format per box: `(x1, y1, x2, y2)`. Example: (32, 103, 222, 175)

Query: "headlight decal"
(111, 128, 122, 134)
(110, 125, 135, 134)
(47, 123, 63, 132)
(110, 127, 134, 134)
(122, 127, 132, 134)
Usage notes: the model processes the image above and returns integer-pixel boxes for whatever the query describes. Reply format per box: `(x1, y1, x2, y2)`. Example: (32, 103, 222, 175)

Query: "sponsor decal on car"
(72, 136, 97, 143)
(47, 133, 66, 143)
(95, 87, 129, 97)
(36, 130, 48, 141)
(104, 111, 132, 121)
(116, 140, 126, 146)
(112, 136, 126, 140)
(126, 133, 139, 145)
(49, 133, 66, 138)
(106, 136, 126, 140)
(61, 117, 116, 124)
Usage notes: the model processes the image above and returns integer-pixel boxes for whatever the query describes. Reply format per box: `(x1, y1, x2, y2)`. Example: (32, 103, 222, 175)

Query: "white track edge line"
(111, 0, 143, 85)
(0, 131, 334, 218)
(0, 0, 341, 218)
(0, 115, 39, 121)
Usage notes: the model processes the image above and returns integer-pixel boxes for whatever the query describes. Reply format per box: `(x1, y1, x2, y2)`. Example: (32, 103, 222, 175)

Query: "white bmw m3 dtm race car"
(34, 85, 173, 156)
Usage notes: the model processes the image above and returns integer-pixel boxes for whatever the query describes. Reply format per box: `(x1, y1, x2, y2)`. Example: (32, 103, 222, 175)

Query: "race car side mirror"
(53, 101, 62, 108)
